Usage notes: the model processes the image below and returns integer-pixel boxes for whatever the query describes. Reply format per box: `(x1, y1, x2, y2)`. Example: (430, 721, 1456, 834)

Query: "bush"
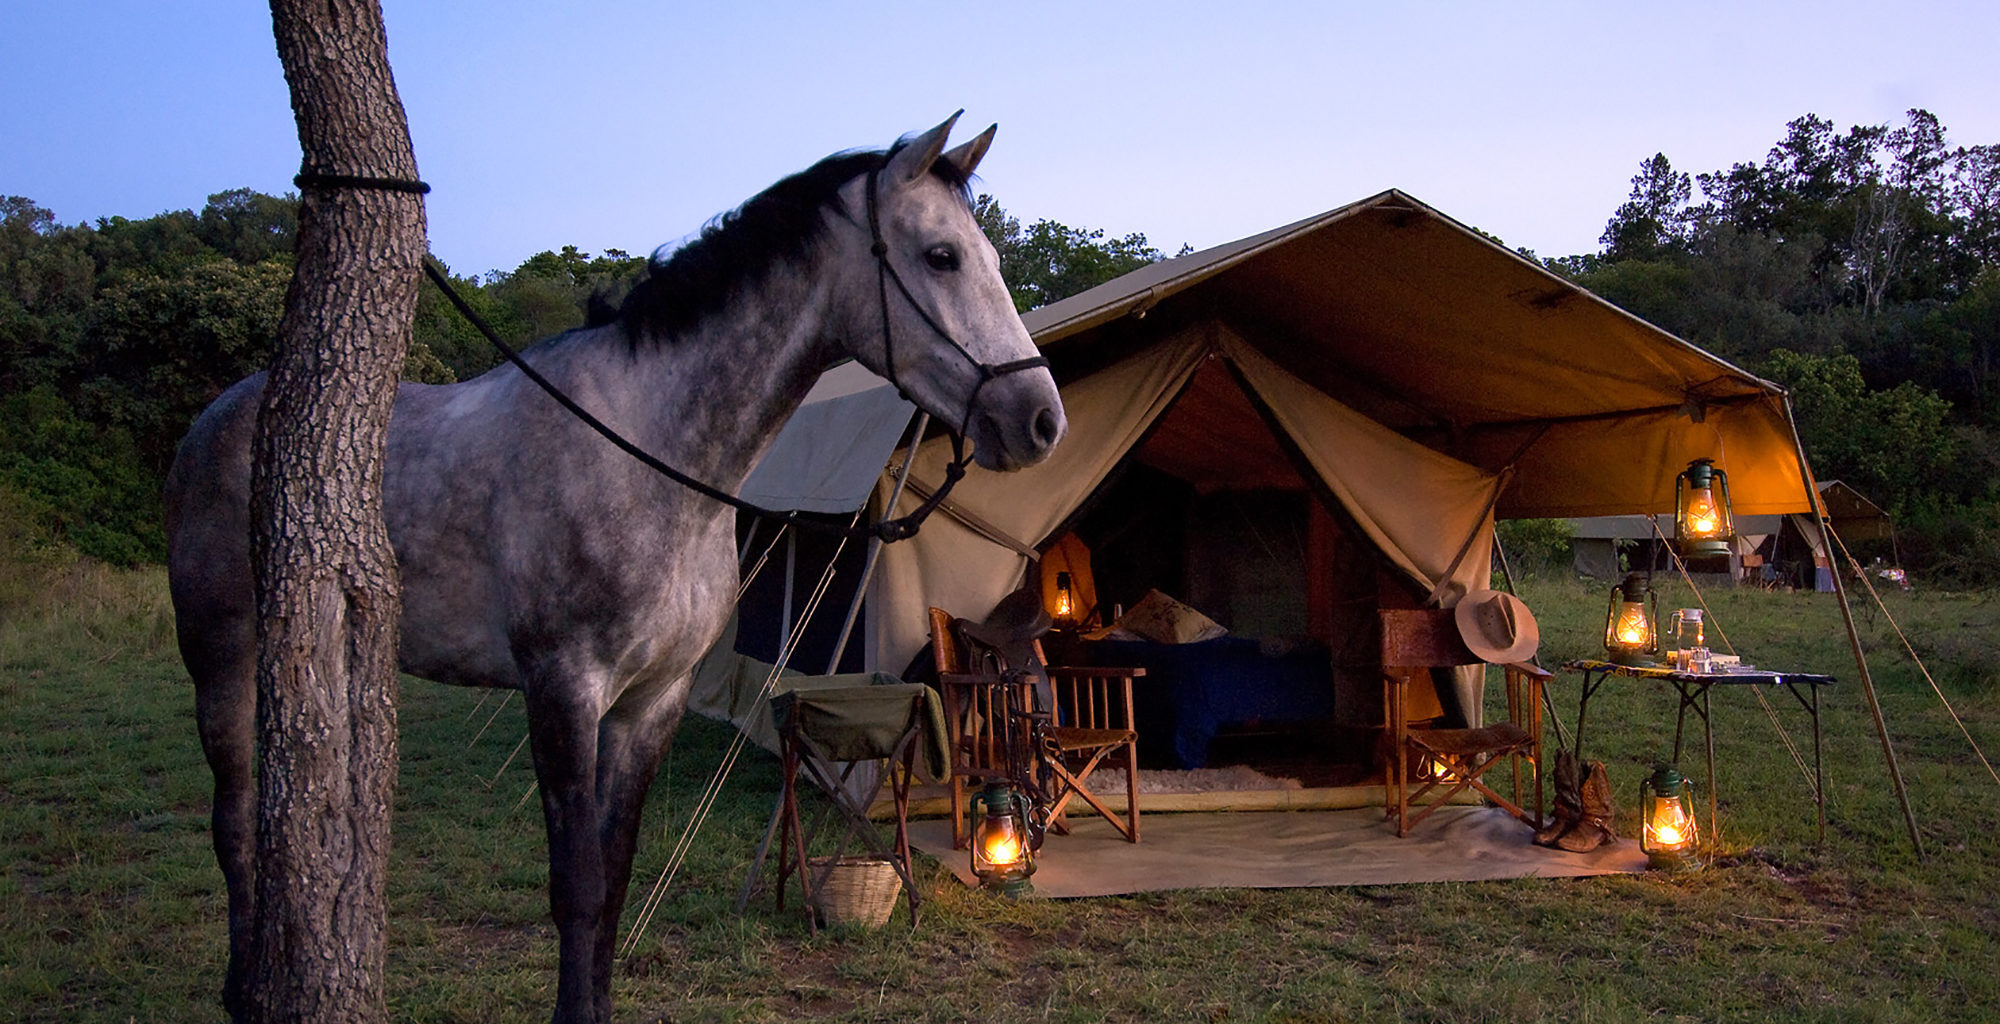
(1894, 498, 2000, 589)
(1495, 518, 1575, 577)
(0, 387, 164, 565)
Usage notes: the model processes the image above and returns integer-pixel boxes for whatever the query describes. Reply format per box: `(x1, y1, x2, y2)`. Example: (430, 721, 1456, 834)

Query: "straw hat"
(1454, 590, 1540, 663)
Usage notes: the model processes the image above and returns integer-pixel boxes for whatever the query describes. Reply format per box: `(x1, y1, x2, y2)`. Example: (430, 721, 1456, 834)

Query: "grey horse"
(165, 114, 1065, 1024)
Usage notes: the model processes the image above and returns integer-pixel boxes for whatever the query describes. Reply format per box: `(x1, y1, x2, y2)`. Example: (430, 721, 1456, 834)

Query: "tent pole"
(824, 412, 930, 674)
(779, 529, 797, 660)
(1781, 397, 1925, 858)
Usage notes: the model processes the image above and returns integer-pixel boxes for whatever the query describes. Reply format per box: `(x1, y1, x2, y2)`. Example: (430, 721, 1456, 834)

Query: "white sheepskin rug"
(1101, 765, 1303, 795)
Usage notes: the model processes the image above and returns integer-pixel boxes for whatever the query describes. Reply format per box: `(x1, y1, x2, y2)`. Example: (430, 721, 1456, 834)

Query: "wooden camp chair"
(1380, 608, 1547, 837)
(1039, 663, 1144, 843)
(929, 607, 1144, 846)
(930, 607, 1035, 850)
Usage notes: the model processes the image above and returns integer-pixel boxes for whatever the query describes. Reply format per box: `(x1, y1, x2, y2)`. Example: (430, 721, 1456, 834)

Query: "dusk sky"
(7, 1, 1996, 277)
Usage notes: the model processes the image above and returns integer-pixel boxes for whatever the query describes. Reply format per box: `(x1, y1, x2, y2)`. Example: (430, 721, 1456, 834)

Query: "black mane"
(597, 141, 974, 343)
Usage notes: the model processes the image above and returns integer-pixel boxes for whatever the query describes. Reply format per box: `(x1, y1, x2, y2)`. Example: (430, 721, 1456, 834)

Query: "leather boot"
(1534, 749, 1581, 847)
(1558, 759, 1617, 853)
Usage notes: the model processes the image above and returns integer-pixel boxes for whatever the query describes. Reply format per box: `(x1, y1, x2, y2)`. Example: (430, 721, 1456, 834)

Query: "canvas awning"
(1023, 190, 1813, 521)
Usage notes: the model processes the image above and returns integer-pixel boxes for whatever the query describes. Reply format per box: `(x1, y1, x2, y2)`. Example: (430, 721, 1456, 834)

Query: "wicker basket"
(807, 855, 903, 929)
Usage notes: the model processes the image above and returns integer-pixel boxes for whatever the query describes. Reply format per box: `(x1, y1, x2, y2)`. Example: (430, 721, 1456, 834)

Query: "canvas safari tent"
(695, 188, 1824, 785)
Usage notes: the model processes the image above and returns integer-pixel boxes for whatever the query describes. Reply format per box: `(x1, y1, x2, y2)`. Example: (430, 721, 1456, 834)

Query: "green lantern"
(1603, 572, 1660, 666)
(970, 782, 1036, 897)
(1675, 458, 1735, 560)
(1640, 763, 1702, 870)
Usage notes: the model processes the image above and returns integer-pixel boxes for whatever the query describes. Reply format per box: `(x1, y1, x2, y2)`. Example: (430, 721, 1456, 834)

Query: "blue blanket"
(1075, 637, 1335, 769)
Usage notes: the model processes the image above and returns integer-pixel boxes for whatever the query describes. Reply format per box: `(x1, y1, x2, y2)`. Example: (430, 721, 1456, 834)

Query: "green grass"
(3, 562, 1998, 1022)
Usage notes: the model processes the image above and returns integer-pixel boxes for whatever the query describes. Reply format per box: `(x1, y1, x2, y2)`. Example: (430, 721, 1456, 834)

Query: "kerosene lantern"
(1675, 458, 1735, 560)
(1604, 572, 1660, 666)
(1052, 571, 1077, 627)
(1640, 762, 1703, 869)
(970, 782, 1036, 896)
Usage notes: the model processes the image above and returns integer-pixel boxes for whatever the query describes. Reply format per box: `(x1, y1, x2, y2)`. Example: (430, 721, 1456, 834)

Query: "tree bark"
(248, 1, 424, 1021)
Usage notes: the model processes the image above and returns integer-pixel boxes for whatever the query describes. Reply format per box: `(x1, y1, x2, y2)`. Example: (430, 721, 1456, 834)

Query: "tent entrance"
(1035, 358, 1437, 792)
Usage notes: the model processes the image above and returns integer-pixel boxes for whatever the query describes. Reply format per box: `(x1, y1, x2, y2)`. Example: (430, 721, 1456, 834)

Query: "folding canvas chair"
(767, 682, 944, 932)
(1380, 606, 1547, 837)
(1038, 663, 1144, 842)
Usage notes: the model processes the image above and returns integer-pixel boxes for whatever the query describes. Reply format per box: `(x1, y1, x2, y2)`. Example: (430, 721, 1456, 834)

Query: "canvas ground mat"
(910, 806, 1647, 896)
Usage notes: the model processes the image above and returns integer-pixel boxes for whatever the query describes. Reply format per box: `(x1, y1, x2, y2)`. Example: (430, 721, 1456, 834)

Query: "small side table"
(1561, 659, 1835, 843)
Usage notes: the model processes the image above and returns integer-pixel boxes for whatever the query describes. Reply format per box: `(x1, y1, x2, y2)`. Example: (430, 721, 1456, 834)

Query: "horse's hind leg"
(186, 634, 257, 1019)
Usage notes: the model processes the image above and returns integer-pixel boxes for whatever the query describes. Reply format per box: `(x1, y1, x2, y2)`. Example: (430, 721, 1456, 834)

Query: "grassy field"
(3, 558, 1998, 1023)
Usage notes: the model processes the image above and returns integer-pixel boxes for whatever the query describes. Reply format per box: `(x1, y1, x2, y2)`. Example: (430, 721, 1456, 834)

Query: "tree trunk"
(248, 1, 424, 1021)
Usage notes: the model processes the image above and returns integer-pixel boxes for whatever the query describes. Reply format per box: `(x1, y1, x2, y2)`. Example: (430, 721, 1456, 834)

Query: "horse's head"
(830, 114, 1066, 471)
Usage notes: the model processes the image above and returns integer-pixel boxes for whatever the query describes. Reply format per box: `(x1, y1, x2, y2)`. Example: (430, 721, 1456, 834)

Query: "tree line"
(1544, 110, 1999, 584)
(2, 108, 1995, 582)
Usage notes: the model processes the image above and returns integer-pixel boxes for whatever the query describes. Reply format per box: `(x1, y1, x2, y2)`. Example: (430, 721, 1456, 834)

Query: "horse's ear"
(942, 123, 997, 179)
(886, 110, 963, 186)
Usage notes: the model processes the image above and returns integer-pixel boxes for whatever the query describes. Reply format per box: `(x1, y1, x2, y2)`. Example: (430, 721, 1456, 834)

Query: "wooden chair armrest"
(938, 672, 1011, 686)
(1503, 662, 1553, 682)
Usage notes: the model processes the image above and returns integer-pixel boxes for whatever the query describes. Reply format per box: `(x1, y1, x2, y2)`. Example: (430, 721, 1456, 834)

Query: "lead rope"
(419, 258, 969, 544)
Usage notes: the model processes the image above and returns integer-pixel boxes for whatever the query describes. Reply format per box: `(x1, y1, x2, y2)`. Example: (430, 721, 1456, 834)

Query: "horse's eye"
(924, 245, 960, 272)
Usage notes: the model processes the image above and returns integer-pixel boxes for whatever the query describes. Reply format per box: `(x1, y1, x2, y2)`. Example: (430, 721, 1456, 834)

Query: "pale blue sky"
(6, 1, 1996, 277)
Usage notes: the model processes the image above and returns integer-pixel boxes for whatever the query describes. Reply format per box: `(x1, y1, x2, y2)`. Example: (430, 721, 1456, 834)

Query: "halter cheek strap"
(862, 165, 1050, 441)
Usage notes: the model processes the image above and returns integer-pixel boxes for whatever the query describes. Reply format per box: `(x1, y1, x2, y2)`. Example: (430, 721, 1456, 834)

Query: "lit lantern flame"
(1613, 602, 1652, 647)
(1648, 802, 1692, 849)
(979, 827, 1023, 867)
(1683, 488, 1721, 539)
(1053, 571, 1075, 623)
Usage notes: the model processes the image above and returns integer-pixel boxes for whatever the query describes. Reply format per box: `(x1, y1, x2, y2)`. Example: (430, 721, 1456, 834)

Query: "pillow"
(1116, 589, 1228, 645)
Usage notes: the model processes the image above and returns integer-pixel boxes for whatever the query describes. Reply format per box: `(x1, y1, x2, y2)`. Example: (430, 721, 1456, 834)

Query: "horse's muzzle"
(970, 371, 1066, 471)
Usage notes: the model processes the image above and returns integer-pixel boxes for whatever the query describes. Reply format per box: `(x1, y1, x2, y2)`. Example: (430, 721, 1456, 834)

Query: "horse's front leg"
(586, 678, 694, 1022)
(524, 686, 610, 1024)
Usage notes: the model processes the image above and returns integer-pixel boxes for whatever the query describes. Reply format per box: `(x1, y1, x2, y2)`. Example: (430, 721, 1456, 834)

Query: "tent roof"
(745, 189, 1815, 522)
(1815, 480, 1889, 524)
(1022, 190, 1812, 520)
